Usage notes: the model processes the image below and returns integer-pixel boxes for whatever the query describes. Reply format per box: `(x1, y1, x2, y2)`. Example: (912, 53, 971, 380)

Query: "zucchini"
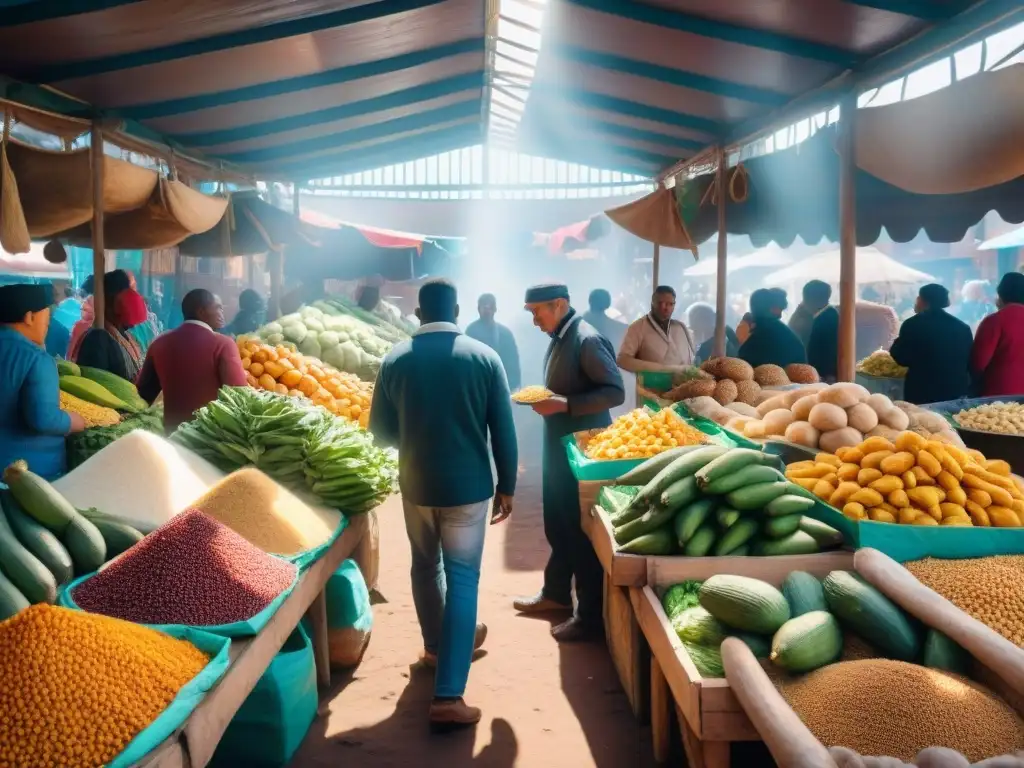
(614, 504, 676, 545)
(0, 569, 29, 620)
(77, 366, 147, 411)
(725, 544, 750, 557)
(78, 508, 159, 536)
(602, 487, 642, 526)
(62, 516, 107, 575)
(630, 446, 729, 510)
(770, 611, 843, 672)
(659, 475, 700, 513)
(615, 446, 701, 486)
(671, 606, 726, 646)
(88, 517, 145, 559)
(730, 631, 771, 658)
(713, 518, 758, 556)
(695, 449, 765, 490)
(725, 481, 792, 511)
(922, 629, 969, 675)
(0, 503, 57, 604)
(823, 571, 920, 662)
(673, 498, 716, 547)
(716, 507, 741, 529)
(683, 524, 717, 557)
(3, 461, 78, 534)
(798, 517, 844, 549)
(617, 527, 674, 555)
(763, 514, 802, 540)
(764, 494, 815, 518)
(781, 571, 827, 617)
(752, 531, 820, 556)
(1, 490, 73, 585)
(56, 359, 81, 377)
(699, 575, 790, 634)
(703, 464, 783, 496)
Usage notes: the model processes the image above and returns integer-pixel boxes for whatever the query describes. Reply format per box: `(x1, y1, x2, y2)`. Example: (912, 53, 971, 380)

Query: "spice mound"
(72, 509, 298, 626)
(191, 468, 342, 555)
(0, 604, 209, 768)
(777, 659, 1024, 762)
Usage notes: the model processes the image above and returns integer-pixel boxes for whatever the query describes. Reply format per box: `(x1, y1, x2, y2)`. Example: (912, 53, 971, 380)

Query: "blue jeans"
(403, 498, 489, 698)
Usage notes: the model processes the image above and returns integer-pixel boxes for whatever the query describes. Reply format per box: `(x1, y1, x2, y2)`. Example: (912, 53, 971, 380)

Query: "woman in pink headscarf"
(75, 270, 148, 381)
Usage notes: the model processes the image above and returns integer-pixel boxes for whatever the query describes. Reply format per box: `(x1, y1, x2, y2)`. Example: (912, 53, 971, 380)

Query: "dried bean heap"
(776, 659, 1024, 762)
(906, 556, 1024, 646)
(73, 509, 297, 626)
(0, 604, 209, 768)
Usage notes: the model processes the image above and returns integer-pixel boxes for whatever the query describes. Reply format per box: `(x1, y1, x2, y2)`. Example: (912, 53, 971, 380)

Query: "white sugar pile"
(54, 430, 226, 527)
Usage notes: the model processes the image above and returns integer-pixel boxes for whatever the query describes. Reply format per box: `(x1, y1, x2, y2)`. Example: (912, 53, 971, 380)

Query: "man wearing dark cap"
(890, 283, 972, 404)
(515, 283, 625, 642)
(0, 284, 86, 479)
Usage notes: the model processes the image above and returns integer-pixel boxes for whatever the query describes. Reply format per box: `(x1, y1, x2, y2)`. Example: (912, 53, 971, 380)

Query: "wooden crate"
(582, 502, 647, 587)
(605, 576, 649, 722)
(635, 550, 854, 767)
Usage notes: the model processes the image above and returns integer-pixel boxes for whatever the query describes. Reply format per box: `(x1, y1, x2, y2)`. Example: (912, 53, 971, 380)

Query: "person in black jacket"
(889, 283, 973, 405)
(738, 288, 806, 369)
(807, 303, 841, 382)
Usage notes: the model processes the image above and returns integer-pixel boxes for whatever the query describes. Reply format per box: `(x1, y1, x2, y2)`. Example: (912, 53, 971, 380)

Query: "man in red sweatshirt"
(136, 289, 247, 432)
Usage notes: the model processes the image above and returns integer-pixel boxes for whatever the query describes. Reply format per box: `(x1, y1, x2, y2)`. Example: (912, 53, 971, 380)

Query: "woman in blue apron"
(514, 284, 625, 642)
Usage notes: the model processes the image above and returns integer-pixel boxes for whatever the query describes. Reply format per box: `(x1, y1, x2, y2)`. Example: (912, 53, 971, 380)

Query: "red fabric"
(299, 210, 424, 250)
(115, 289, 148, 328)
(136, 323, 247, 431)
(68, 296, 94, 362)
(971, 304, 1024, 397)
(545, 218, 593, 255)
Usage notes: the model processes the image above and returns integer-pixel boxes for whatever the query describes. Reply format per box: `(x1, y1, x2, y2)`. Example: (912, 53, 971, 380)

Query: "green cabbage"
(318, 330, 340, 349)
(298, 336, 322, 358)
(282, 323, 307, 344)
(303, 317, 324, 333)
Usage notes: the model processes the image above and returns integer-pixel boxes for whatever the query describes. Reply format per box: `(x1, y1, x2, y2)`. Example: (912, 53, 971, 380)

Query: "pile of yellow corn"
(585, 408, 708, 460)
(59, 390, 121, 428)
(785, 431, 1023, 527)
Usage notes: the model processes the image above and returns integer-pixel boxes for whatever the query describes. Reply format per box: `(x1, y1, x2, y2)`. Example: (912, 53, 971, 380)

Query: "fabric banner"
(604, 186, 696, 253)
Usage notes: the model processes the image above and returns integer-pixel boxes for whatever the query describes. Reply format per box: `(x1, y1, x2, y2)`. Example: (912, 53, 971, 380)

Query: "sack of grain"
(325, 560, 373, 670)
(352, 510, 380, 592)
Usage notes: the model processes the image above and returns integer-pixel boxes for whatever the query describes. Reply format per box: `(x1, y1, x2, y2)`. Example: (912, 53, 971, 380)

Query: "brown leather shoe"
(421, 623, 488, 667)
(513, 592, 572, 614)
(429, 698, 482, 729)
(551, 616, 603, 643)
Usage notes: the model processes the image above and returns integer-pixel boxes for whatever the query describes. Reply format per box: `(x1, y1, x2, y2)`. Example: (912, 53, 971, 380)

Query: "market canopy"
(605, 186, 696, 253)
(979, 225, 1024, 251)
(761, 246, 936, 287)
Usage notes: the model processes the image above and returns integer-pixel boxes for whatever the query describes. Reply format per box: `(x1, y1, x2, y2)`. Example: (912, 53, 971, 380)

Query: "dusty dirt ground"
(291, 416, 655, 767)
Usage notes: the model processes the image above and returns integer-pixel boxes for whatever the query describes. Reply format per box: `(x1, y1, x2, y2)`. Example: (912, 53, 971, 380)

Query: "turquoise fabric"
(210, 625, 317, 768)
(59, 567, 299, 638)
(107, 628, 231, 768)
(325, 559, 373, 632)
(284, 515, 349, 569)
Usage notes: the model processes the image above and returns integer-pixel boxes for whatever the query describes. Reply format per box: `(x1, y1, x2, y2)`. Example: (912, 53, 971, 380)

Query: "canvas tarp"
(855, 63, 1024, 195)
(604, 186, 696, 254)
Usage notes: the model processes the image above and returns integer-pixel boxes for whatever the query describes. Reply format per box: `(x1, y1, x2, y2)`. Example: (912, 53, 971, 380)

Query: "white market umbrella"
(0, 242, 69, 280)
(761, 247, 935, 287)
(684, 243, 795, 277)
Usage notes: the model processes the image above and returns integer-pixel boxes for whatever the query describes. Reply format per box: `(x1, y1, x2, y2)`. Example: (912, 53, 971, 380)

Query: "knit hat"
(524, 283, 569, 304)
(0, 284, 51, 323)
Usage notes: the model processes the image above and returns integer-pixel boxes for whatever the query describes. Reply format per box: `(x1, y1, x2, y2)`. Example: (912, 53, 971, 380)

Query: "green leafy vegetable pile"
(66, 404, 165, 470)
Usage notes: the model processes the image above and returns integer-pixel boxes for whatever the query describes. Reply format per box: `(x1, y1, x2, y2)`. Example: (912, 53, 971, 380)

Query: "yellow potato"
(988, 506, 1022, 528)
(815, 452, 842, 468)
(888, 489, 910, 509)
(868, 476, 903, 496)
(945, 485, 967, 507)
(859, 436, 896, 454)
(964, 500, 991, 527)
(901, 470, 917, 490)
(843, 502, 867, 521)
(868, 508, 896, 523)
(907, 486, 940, 510)
(880, 451, 916, 476)
(837, 462, 861, 482)
(897, 507, 920, 524)
(895, 431, 927, 453)
(849, 488, 884, 507)
(939, 515, 972, 526)
(916, 450, 942, 478)
(857, 468, 884, 487)
(939, 502, 967, 520)
(912, 514, 939, 526)
(829, 481, 861, 508)
(966, 488, 992, 508)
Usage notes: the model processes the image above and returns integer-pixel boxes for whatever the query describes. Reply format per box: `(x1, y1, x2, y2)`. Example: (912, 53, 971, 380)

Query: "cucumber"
(78, 507, 160, 536)
(713, 518, 758, 556)
(617, 527, 675, 555)
(731, 631, 771, 658)
(683, 524, 717, 557)
(695, 449, 765, 490)
(673, 498, 716, 547)
(781, 571, 827, 617)
(716, 507, 741, 529)
(0, 569, 29, 620)
(0, 503, 57, 604)
(3, 460, 79, 534)
(630, 446, 730, 510)
(62, 516, 107, 575)
(725, 544, 750, 557)
(725, 481, 792, 511)
(704, 464, 783, 496)
(88, 517, 145, 559)
(770, 611, 843, 672)
(1, 491, 73, 585)
(823, 571, 920, 662)
(764, 494, 816, 518)
(699, 575, 790, 634)
(752, 531, 820, 556)
(660, 475, 700, 513)
(763, 514, 802, 540)
(615, 446, 702, 486)
(798, 517, 844, 549)
(922, 629, 969, 675)
(614, 504, 676, 545)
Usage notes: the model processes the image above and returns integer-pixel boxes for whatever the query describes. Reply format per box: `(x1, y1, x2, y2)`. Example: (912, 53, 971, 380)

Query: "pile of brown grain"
(905, 556, 1024, 646)
(776, 659, 1024, 762)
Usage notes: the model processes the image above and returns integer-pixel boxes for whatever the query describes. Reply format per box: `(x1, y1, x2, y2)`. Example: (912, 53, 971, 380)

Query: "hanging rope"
(699, 160, 750, 208)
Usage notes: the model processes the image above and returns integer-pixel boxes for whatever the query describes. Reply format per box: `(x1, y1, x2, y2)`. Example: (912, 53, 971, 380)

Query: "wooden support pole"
(837, 95, 858, 382)
(713, 148, 728, 358)
(268, 251, 283, 322)
(652, 242, 661, 289)
(90, 123, 106, 328)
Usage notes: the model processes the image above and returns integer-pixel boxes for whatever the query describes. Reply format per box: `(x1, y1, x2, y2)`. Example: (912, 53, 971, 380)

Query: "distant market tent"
(683, 243, 795, 277)
(0, 241, 70, 279)
(979, 225, 1024, 251)
(762, 247, 935, 287)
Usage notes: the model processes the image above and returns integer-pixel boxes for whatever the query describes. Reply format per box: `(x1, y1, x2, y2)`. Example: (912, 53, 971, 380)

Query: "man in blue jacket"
(515, 284, 625, 642)
(369, 278, 518, 729)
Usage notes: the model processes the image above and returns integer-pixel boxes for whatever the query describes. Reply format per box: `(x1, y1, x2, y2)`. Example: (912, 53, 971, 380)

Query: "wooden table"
(136, 513, 368, 768)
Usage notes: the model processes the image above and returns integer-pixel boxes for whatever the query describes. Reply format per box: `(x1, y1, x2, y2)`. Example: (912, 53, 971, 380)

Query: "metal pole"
(90, 123, 106, 328)
(713, 148, 728, 358)
(837, 95, 858, 382)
